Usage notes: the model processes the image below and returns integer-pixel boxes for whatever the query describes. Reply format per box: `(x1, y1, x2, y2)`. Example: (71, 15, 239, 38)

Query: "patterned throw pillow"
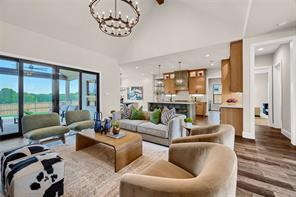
(161, 107, 176, 125)
(121, 104, 134, 119)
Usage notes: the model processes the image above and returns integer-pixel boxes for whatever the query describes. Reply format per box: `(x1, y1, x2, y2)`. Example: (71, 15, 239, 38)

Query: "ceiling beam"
(156, 0, 164, 5)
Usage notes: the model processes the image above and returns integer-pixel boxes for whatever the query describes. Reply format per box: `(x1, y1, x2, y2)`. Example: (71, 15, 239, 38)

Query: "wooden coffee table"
(76, 129, 143, 172)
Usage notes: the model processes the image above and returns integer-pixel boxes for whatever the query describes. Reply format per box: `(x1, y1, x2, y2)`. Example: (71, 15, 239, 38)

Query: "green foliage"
(111, 120, 120, 128)
(184, 117, 193, 123)
(0, 88, 79, 104)
(0, 88, 18, 104)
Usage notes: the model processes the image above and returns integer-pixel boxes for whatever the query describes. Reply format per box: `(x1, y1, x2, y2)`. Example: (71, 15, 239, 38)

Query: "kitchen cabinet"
(230, 40, 243, 92)
(196, 102, 206, 116)
(220, 107, 243, 136)
(189, 69, 206, 94)
(164, 73, 176, 94)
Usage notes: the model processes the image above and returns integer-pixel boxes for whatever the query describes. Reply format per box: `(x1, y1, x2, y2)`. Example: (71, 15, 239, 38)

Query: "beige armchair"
(173, 124, 235, 150)
(120, 143, 237, 197)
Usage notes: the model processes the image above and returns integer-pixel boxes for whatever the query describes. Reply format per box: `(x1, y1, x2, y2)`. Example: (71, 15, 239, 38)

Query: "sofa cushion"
(119, 119, 146, 131)
(23, 126, 70, 140)
(121, 104, 134, 119)
(161, 107, 176, 125)
(142, 159, 194, 179)
(137, 122, 168, 138)
(150, 109, 161, 124)
(130, 107, 145, 120)
(68, 120, 94, 131)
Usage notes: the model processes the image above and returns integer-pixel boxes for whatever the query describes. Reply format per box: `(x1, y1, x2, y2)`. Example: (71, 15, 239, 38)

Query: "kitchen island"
(148, 102, 196, 119)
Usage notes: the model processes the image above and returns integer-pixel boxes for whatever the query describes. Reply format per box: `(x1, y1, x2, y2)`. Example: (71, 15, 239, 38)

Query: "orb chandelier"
(89, 0, 140, 37)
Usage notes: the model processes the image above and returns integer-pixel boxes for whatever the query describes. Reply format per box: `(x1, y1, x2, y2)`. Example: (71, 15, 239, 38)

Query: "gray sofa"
(113, 111, 185, 146)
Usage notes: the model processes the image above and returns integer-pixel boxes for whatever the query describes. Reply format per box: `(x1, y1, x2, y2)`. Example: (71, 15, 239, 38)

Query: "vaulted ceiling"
(0, 0, 295, 65)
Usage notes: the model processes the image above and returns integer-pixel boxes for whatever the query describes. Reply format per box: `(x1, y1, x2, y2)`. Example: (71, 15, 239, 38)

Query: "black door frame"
(0, 55, 101, 140)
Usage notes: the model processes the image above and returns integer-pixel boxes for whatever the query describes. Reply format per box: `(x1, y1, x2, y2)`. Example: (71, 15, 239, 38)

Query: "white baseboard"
(281, 129, 291, 140)
(242, 131, 255, 139)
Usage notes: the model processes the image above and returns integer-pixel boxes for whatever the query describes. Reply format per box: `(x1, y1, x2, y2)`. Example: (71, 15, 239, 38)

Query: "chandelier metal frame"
(89, 0, 140, 37)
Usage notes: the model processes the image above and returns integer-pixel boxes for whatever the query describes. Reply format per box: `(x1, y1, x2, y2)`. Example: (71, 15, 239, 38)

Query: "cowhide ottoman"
(1, 145, 64, 197)
(1, 144, 50, 190)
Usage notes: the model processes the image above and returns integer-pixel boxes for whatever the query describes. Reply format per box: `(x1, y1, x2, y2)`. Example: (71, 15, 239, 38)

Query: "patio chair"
(59, 104, 69, 123)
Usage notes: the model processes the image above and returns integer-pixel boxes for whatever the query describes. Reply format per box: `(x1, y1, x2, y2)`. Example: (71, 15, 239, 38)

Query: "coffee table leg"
(114, 140, 142, 172)
(76, 134, 98, 151)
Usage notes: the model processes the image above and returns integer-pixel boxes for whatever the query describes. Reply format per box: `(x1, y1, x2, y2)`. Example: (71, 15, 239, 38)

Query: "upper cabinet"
(188, 69, 206, 94)
(163, 69, 206, 95)
(230, 40, 243, 92)
(163, 73, 176, 94)
(175, 71, 189, 91)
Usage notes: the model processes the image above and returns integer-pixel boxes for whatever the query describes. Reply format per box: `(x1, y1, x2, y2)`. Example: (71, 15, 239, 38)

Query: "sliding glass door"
(58, 69, 80, 123)
(23, 63, 54, 115)
(0, 59, 19, 136)
(82, 73, 97, 119)
(0, 55, 100, 139)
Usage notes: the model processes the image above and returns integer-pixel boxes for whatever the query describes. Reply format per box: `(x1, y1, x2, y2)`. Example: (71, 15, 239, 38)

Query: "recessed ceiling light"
(136, 66, 139, 69)
(257, 47, 264, 51)
(277, 21, 287, 27)
(205, 54, 210, 57)
(210, 63, 215, 66)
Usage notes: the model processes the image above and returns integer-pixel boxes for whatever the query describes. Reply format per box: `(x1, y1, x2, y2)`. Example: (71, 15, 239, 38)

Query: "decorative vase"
(94, 112, 103, 133)
(102, 118, 112, 134)
(112, 127, 120, 135)
(185, 122, 192, 128)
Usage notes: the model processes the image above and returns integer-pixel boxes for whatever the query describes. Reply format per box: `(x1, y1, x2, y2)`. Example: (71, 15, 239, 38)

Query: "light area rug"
(1, 140, 168, 197)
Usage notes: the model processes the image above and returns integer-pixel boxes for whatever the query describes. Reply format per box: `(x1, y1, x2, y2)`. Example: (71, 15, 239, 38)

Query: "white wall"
(0, 21, 120, 117)
(120, 1, 245, 63)
(243, 28, 296, 144)
(120, 69, 154, 110)
(254, 73, 268, 110)
(273, 44, 291, 134)
(255, 54, 273, 67)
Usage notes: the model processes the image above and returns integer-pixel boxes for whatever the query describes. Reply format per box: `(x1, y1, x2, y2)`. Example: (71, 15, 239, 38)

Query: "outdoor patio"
(0, 117, 18, 136)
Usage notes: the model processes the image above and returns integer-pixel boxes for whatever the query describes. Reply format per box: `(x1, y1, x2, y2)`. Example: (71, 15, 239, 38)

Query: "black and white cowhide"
(4, 152, 64, 197)
(1, 144, 50, 191)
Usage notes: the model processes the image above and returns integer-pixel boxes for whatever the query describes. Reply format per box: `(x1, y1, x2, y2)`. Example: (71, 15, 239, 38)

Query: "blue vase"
(102, 118, 112, 134)
(94, 112, 103, 133)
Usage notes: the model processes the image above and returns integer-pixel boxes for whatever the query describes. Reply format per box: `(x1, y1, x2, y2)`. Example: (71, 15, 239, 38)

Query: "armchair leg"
(61, 136, 66, 144)
(29, 140, 40, 144)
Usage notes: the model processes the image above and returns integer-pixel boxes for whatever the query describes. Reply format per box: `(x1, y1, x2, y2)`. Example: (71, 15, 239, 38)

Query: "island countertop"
(148, 101, 196, 105)
(148, 101, 196, 120)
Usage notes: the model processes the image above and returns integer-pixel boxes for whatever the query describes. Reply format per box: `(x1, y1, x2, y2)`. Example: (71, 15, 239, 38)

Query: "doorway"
(250, 37, 295, 144)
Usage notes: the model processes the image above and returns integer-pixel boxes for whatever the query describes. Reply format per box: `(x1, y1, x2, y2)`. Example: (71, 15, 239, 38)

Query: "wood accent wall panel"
(230, 40, 243, 92)
(220, 107, 243, 136)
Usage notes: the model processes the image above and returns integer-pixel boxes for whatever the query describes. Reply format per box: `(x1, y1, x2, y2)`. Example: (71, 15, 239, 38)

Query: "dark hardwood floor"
(0, 120, 295, 196)
(235, 125, 296, 197)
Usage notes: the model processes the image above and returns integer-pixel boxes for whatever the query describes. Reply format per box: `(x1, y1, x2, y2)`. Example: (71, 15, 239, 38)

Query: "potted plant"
(184, 117, 193, 128)
(111, 120, 121, 135)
